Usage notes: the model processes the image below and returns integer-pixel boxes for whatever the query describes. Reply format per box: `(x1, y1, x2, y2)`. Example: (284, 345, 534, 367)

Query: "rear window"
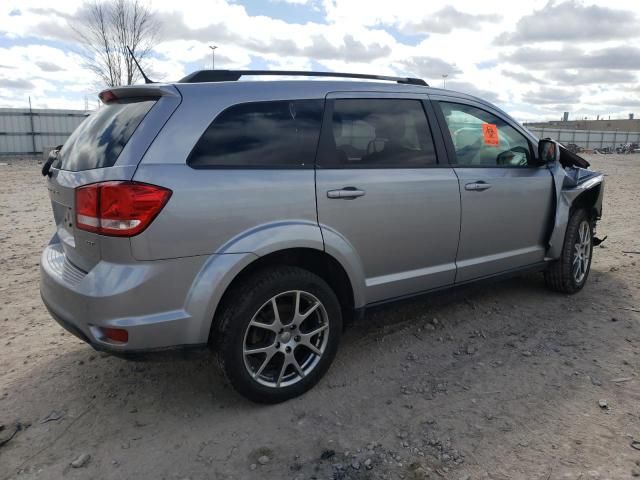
(56, 99, 155, 172)
(188, 99, 323, 168)
(317, 98, 437, 168)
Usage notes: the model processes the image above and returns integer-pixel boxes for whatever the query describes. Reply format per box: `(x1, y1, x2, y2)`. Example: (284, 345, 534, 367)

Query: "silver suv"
(40, 70, 604, 403)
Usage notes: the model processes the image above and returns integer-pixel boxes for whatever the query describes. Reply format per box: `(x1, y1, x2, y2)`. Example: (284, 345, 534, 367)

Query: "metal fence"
(3, 107, 639, 155)
(526, 126, 640, 150)
(0, 108, 89, 156)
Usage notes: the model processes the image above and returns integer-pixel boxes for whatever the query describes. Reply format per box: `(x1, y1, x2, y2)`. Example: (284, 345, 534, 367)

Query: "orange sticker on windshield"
(482, 123, 499, 146)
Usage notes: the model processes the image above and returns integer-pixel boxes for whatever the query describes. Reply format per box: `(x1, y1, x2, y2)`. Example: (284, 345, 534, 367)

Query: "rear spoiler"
(98, 84, 180, 104)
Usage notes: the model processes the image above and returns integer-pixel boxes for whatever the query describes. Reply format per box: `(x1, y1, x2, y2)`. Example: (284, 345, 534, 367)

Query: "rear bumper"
(40, 241, 213, 352)
(41, 297, 207, 358)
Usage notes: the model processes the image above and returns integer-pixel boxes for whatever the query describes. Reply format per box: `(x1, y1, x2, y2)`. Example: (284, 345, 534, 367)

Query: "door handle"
(464, 181, 491, 191)
(327, 187, 366, 199)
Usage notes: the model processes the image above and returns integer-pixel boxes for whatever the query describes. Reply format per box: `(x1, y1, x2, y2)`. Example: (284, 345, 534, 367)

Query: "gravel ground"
(0, 154, 639, 480)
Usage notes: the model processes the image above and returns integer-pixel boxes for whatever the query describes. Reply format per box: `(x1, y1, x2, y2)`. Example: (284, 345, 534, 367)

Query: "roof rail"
(178, 70, 428, 86)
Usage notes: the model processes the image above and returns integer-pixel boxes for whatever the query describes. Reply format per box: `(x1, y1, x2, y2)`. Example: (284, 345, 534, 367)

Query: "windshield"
(55, 99, 155, 171)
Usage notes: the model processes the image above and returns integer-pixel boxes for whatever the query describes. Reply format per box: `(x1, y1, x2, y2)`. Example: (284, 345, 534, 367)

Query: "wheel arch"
(208, 247, 360, 343)
(570, 182, 604, 222)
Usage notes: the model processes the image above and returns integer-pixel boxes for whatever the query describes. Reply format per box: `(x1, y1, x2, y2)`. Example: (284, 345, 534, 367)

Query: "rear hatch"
(46, 85, 181, 272)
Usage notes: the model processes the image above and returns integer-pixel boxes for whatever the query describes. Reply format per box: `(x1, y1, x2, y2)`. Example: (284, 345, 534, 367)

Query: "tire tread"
(213, 266, 341, 403)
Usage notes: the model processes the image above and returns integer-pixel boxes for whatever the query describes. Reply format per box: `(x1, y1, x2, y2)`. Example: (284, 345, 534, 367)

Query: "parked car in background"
(40, 70, 605, 403)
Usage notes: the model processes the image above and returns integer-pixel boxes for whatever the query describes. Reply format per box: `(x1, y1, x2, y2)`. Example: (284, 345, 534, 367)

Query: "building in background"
(524, 117, 640, 133)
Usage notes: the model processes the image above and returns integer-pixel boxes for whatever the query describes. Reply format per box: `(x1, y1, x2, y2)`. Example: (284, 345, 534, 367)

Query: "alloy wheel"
(242, 290, 329, 388)
(572, 220, 591, 284)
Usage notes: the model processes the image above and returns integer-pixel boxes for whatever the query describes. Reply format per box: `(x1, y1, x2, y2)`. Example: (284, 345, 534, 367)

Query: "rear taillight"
(75, 181, 171, 237)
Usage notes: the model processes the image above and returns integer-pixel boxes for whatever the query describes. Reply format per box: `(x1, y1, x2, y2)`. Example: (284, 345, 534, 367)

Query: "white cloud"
(270, 0, 312, 4)
(0, 0, 637, 119)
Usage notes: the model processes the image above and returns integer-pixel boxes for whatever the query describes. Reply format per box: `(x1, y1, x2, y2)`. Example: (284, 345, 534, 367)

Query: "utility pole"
(209, 45, 218, 70)
(442, 74, 448, 89)
(28, 96, 36, 154)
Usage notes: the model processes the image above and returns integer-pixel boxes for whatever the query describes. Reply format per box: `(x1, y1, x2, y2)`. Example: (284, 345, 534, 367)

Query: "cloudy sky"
(0, 0, 639, 121)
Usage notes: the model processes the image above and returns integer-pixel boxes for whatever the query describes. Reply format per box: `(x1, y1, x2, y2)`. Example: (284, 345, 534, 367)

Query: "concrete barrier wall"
(0, 108, 90, 155)
(526, 126, 640, 149)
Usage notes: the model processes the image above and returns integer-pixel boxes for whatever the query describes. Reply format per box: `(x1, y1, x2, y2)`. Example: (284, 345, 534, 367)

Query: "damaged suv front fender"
(546, 154, 605, 260)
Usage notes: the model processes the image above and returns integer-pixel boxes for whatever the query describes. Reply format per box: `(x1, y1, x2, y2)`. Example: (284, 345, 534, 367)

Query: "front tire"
(214, 266, 342, 403)
(545, 209, 593, 294)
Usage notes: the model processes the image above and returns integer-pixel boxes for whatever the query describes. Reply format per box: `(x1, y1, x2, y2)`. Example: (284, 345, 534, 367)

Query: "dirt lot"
(0, 154, 639, 480)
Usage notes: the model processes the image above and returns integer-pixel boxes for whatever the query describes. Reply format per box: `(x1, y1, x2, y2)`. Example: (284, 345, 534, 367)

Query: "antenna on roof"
(126, 46, 154, 84)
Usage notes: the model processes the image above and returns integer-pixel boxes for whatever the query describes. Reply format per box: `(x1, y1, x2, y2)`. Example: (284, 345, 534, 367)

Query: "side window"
(318, 99, 437, 167)
(439, 102, 533, 167)
(188, 99, 323, 168)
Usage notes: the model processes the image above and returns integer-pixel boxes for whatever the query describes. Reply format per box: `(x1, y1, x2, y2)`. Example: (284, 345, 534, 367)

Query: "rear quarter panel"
(130, 165, 321, 259)
(130, 82, 323, 260)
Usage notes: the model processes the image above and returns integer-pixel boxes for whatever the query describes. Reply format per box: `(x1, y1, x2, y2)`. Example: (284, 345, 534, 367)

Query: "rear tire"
(544, 209, 593, 294)
(214, 266, 342, 403)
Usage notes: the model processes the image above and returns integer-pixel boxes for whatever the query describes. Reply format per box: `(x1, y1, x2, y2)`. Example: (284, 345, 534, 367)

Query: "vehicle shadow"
(1, 267, 635, 478)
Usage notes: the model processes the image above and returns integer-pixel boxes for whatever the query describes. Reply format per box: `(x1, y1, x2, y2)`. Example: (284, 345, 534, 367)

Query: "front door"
(434, 100, 554, 282)
(315, 94, 461, 304)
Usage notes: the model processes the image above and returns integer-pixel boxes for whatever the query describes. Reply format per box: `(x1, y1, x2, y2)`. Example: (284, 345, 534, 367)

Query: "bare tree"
(72, 0, 159, 87)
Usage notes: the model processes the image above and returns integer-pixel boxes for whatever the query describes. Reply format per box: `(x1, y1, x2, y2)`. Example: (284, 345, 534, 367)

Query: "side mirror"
(538, 138, 559, 164)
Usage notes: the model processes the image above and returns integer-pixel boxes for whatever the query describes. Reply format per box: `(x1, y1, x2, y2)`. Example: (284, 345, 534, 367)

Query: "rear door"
(47, 87, 180, 271)
(315, 92, 460, 304)
(433, 98, 554, 282)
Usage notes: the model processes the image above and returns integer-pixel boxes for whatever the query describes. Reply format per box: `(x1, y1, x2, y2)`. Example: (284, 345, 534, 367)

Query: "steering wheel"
(497, 145, 529, 166)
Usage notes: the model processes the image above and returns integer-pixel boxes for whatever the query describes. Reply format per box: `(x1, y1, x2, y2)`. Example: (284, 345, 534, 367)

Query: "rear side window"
(188, 100, 323, 168)
(56, 99, 155, 172)
(318, 99, 437, 168)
